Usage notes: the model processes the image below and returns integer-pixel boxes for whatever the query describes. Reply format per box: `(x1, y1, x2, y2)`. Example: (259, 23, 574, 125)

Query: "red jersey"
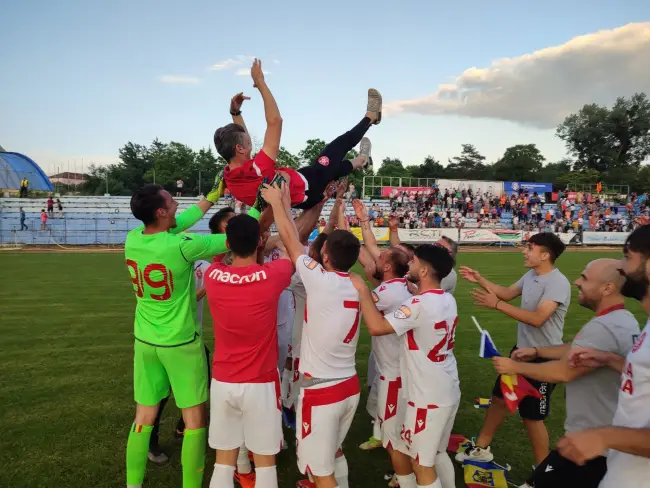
(206, 259, 293, 383)
(223, 150, 307, 206)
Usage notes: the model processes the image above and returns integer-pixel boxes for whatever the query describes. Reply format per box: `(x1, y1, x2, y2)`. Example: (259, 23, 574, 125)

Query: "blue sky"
(2, 0, 649, 176)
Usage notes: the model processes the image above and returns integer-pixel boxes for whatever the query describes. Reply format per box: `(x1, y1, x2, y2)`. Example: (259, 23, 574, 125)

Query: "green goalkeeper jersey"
(124, 204, 260, 347)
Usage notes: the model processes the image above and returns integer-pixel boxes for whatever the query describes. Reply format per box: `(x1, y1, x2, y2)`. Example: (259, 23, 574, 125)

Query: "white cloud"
(385, 22, 650, 129)
(208, 55, 257, 71)
(235, 68, 270, 76)
(273, 59, 280, 64)
(159, 75, 201, 85)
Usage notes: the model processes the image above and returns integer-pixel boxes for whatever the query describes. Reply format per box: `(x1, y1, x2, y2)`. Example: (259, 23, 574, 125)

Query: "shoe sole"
(367, 89, 382, 125)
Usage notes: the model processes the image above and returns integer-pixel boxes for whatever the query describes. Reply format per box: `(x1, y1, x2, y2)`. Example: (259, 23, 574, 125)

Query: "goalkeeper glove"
(253, 172, 286, 213)
(206, 169, 226, 204)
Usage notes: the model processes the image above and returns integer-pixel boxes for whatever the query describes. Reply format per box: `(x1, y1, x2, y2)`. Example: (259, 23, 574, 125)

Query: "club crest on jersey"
(395, 305, 411, 319)
(303, 257, 318, 270)
(318, 156, 330, 166)
(195, 268, 203, 279)
(372, 292, 379, 303)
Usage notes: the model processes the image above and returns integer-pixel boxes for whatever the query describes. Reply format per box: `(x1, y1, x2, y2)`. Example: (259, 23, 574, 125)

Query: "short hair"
(440, 236, 458, 258)
(528, 232, 565, 263)
(225, 214, 260, 258)
(415, 244, 453, 281)
(624, 225, 650, 258)
(214, 123, 247, 161)
(324, 230, 360, 272)
(388, 248, 410, 278)
(209, 207, 235, 234)
(310, 232, 328, 257)
(130, 184, 165, 225)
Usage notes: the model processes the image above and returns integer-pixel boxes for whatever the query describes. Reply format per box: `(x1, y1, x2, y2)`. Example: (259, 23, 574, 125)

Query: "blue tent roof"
(0, 152, 54, 191)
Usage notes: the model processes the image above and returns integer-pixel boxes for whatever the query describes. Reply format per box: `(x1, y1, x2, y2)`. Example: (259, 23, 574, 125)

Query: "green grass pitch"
(0, 250, 646, 488)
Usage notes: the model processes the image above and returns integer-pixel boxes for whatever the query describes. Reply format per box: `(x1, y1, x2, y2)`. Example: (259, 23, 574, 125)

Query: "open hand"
(323, 180, 338, 200)
(336, 178, 348, 199)
(230, 92, 250, 112)
(352, 199, 368, 221)
(251, 59, 265, 88)
(460, 266, 482, 283)
(471, 288, 499, 309)
(388, 214, 399, 230)
(260, 181, 283, 206)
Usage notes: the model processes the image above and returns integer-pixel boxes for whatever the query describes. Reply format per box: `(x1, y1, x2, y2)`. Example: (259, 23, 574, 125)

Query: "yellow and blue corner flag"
(463, 460, 509, 488)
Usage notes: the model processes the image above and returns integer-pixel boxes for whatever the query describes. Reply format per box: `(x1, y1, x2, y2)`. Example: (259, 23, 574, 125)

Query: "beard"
(621, 272, 650, 301)
(406, 271, 420, 283)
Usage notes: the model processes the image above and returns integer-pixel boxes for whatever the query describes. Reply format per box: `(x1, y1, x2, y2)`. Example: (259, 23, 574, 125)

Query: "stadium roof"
(0, 152, 54, 191)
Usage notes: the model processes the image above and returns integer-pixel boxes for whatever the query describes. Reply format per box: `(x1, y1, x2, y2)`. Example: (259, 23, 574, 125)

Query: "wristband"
(230, 110, 242, 116)
(494, 299, 501, 310)
(533, 347, 538, 359)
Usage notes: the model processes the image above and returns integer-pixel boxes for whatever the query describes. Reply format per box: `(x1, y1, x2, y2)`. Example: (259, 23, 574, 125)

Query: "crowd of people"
(121, 59, 650, 488)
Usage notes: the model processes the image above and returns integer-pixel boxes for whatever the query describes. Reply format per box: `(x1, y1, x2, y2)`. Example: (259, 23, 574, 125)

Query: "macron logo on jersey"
(208, 268, 268, 284)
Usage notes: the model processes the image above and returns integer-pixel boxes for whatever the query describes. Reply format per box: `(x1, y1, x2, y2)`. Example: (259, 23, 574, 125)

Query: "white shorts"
(209, 376, 282, 455)
(365, 351, 379, 418)
(377, 375, 406, 450)
(296, 376, 360, 476)
(398, 401, 459, 467)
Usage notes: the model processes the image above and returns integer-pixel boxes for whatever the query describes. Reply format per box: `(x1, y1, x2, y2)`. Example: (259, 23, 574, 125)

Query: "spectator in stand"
(20, 207, 27, 231)
(176, 178, 183, 197)
(40, 209, 48, 231)
(20, 177, 29, 197)
(46, 196, 54, 218)
(56, 198, 64, 218)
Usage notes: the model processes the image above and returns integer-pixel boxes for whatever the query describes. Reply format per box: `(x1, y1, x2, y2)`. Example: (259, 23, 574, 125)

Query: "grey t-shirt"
(515, 268, 571, 348)
(565, 308, 640, 433)
(441, 268, 457, 295)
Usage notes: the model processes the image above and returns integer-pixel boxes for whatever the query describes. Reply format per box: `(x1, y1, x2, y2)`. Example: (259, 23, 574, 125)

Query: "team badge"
(394, 305, 411, 319)
(371, 292, 379, 303)
(303, 257, 318, 270)
(195, 268, 203, 279)
(318, 156, 330, 166)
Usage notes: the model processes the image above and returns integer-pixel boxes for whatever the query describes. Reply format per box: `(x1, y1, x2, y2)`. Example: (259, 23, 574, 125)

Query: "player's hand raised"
(323, 180, 337, 201)
(349, 273, 369, 293)
(388, 214, 399, 230)
(230, 92, 250, 113)
(251, 59, 265, 88)
(352, 199, 368, 221)
(336, 177, 348, 199)
(459, 266, 481, 283)
(260, 181, 283, 206)
(471, 288, 499, 309)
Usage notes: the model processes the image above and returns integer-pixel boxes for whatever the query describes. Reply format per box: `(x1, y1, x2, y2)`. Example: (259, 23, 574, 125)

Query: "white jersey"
(386, 289, 460, 408)
(371, 278, 412, 378)
(296, 254, 360, 379)
(601, 321, 650, 488)
(194, 260, 210, 333)
(289, 245, 310, 301)
(264, 249, 295, 329)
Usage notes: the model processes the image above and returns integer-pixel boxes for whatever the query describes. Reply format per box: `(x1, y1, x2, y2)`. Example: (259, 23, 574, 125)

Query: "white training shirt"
(386, 289, 460, 408)
(371, 278, 413, 379)
(296, 254, 360, 379)
(600, 321, 650, 488)
(194, 260, 211, 334)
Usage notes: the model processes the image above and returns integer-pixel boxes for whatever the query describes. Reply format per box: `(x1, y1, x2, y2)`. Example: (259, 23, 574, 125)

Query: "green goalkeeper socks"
(126, 423, 153, 487)
(182, 427, 207, 488)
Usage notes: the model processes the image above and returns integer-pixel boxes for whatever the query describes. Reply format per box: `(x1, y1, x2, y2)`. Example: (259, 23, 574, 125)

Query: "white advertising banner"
(582, 232, 630, 245)
(523, 231, 581, 246)
(436, 179, 505, 197)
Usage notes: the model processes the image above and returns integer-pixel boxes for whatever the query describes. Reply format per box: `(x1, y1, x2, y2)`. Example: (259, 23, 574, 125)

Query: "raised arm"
(261, 182, 303, 264)
(337, 198, 350, 231)
(388, 214, 400, 247)
(460, 266, 522, 302)
(350, 274, 396, 336)
(358, 246, 379, 287)
(230, 92, 250, 134)
(353, 199, 380, 262)
(251, 59, 282, 161)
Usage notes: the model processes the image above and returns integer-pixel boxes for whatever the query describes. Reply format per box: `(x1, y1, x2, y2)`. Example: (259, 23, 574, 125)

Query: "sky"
(2, 0, 650, 176)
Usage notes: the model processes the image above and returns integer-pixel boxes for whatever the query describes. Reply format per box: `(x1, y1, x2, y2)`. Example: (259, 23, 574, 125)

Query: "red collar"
(383, 278, 407, 285)
(596, 304, 625, 317)
(420, 289, 444, 295)
(334, 271, 349, 277)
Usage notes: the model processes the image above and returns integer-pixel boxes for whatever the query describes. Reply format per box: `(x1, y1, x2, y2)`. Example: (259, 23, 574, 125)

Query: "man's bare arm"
(251, 60, 282, 161)
(353, 200, 380, 261)
(358, 246, 379, 287)
(460, 266, 522, 301)
(388, 215, 400, 247)
(230, 92, 250, 134)
(262, 183, 303, 264)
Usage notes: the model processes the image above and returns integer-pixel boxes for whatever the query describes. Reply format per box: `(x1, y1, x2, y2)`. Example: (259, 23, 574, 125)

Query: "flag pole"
(471, 316, 483, 333)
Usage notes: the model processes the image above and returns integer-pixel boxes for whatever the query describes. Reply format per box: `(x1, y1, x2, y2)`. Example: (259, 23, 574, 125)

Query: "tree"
(556, 93, 650, 174)
(492, 144, 545, 181)
(276, 146, 300, 169)
(376, 158, 408, 177)
(555, 169, 602, 188)
(536, 159, 573, 185)
(446, 144, 488, 179)
(298, 139, 327, 166)
(408, 156, 446, 179)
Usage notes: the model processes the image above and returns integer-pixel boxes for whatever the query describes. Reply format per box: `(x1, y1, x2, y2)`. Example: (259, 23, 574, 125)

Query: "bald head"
(575, 258, 625, 311)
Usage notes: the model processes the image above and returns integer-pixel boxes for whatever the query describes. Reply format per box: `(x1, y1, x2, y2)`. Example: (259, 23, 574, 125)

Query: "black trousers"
(528, 449, 607, 487)
(149, 344, 211, 448)
(295, 117, 371, 209)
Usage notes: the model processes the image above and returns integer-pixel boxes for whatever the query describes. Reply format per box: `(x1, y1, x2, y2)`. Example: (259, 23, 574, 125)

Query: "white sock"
(255, 465, 278, 488)
(210, 464, 235, 488)
(435, 451, 456, 488)
(417, 480, 442, 488)
(236, 445, 251, 474)
(372, 418, 381, 439)
(396, 473, 417, 488)
(334, 454, 349, 488)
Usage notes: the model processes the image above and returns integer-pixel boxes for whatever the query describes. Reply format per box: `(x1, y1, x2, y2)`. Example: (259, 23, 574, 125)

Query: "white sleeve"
(372, 287, 392, 314)
(295, 254, 327, 292)
(385, 297, 422, 337)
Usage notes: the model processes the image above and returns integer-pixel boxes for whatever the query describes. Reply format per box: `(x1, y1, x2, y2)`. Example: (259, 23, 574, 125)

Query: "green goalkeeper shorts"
(133, 337, 208, 409)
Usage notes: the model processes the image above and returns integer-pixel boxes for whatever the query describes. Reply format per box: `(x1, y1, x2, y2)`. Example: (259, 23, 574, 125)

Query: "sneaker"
(387, 473, 400, 487)
(147, 447, 169, 465)
(518, 484, 534, 488)
(359, 137, 373, 170)
(234, 471, 256, 488)
(359, 436, 383, 450)
(455, 444, 494, 463)
(367, 88, 383, 125)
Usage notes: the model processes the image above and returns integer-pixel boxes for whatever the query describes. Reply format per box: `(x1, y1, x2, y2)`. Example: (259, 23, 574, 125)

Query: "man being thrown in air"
(211, 58, 381, 211)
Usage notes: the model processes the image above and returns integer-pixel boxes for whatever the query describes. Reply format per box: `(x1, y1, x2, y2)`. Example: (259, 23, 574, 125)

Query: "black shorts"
(529, 450, 606, 487)
(492, 346, 556, 421)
